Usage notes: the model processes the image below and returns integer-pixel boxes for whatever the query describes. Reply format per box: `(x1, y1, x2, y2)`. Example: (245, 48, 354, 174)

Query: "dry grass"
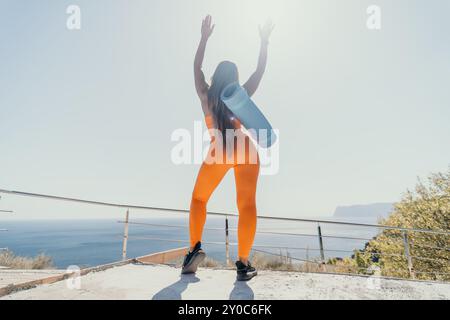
(199, 257, 221, 268)
(250, 252, 352, 274)
(0, 250, 54, 270)
(169, 250, 357, 275)
(250, 252, 298, 271)
(296, 261, 351, 273)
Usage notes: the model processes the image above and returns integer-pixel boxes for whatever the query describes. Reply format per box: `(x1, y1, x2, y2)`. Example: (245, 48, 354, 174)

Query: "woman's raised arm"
(194, 15, 215, 104)
(243, 21, 275, 97)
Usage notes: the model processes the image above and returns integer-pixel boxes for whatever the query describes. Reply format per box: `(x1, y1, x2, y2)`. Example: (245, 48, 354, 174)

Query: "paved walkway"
(1, 264, 449, 300)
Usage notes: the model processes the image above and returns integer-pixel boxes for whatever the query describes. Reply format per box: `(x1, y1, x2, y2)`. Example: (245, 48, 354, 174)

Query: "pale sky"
(0, 0, 449, 220)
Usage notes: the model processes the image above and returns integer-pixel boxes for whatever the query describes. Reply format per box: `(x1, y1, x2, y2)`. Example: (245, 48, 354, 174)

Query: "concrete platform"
(1, 263, 449, 300)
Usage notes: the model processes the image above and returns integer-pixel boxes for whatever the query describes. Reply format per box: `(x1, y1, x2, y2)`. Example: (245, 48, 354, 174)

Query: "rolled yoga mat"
(221, 82, 277, 148)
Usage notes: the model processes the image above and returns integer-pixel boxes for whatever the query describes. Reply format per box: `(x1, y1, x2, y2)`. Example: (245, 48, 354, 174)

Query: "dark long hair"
(207, 61, 239, 149)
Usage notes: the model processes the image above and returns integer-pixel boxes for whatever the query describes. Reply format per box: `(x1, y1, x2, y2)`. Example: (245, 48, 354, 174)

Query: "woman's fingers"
(268, 22, 275, 35)
(206, 15, 214, 32)
(259, 20, 275, 39)
(201, 15, 214, 38)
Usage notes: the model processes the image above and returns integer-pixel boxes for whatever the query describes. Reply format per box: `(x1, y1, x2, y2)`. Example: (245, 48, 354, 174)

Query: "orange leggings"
(189, 159, 259, 259)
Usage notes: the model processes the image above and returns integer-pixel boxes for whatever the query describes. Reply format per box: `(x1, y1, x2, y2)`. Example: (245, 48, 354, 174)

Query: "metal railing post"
(122, 209, 130, 260)
(318, 224, 325, 263)
(0, 205, 12, 251)
(402, 231, 415, 279)
(225, 216, 230, 266)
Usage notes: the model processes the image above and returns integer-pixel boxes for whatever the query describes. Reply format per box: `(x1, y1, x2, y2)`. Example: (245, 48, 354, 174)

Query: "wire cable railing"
(126, 235, 449, 262)
(127, 235, 355, 253)
(1, 188, 448, 235)
(117, 220, 376, 242)
(0, 188, 449, 281)
(253, 248, 450, 277)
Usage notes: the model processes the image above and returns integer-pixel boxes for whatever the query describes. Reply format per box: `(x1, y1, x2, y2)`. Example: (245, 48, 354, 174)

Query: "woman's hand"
(259, 20, 275, 44)
(195, 15, 214, 105)
(201, 15, 215, 40)
(243, 20, 274, 97)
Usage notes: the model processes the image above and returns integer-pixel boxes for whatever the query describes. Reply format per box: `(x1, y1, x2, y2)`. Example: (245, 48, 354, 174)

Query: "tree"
(335, 168, 450, 281)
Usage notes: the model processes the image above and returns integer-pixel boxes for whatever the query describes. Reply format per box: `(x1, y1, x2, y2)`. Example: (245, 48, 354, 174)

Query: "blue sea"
(0, 216, 380, 269)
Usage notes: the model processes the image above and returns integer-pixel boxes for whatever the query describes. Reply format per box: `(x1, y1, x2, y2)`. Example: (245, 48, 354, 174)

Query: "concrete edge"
(135, 247, 188, 265)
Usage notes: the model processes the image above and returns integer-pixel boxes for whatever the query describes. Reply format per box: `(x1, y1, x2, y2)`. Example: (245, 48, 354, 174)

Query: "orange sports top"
(205, 114, 242, 130)
(204, 114, 258, 164)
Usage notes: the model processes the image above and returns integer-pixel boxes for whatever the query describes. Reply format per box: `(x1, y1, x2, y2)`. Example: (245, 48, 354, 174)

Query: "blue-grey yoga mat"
(221, 82, 276, 148)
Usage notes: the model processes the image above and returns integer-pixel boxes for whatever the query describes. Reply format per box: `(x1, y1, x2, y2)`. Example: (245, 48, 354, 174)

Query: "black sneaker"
(235, 260, 258, 281)
(181, 242, 205, 274)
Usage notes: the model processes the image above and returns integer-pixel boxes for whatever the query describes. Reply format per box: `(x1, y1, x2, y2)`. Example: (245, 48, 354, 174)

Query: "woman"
(182, 15, 274, 281)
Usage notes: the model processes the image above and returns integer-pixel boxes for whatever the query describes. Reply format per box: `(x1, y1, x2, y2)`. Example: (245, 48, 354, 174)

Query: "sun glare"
(239, 0, 289, 25)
